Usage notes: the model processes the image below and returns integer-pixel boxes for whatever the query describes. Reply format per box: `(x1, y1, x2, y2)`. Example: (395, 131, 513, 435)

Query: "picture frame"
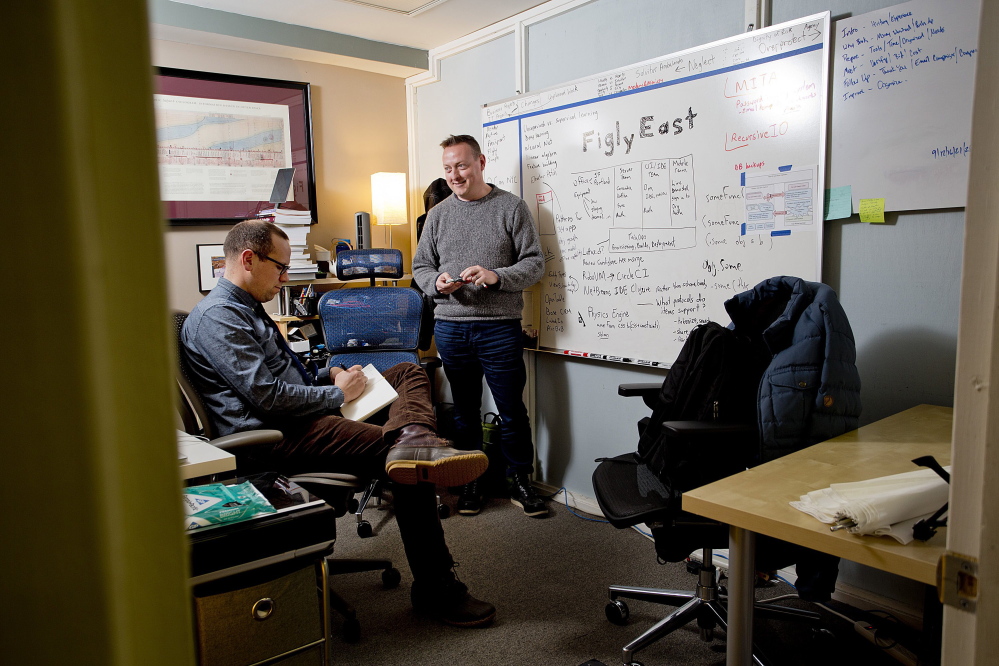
(197, 244, 226, 292)
(154, 67, 318, 226)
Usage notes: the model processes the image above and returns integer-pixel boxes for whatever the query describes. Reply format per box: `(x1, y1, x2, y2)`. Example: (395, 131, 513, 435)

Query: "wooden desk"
(683, 404, 952, 666)
(179, 436, 237, 481)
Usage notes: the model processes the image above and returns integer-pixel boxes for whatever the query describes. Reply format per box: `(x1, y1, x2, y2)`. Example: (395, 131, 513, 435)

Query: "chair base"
(606, 551, 820, 666)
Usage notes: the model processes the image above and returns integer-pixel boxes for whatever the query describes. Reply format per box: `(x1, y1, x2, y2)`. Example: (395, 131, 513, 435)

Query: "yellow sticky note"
(859, 198, 886, 223)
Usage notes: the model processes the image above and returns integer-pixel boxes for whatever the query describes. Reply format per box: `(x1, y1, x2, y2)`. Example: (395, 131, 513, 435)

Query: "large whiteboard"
(483, 14, 829, 366)
(828, 0, 980, 211)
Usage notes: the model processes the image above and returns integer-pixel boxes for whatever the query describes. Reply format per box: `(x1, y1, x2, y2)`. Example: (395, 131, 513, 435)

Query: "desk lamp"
(371, 172, 407, 249)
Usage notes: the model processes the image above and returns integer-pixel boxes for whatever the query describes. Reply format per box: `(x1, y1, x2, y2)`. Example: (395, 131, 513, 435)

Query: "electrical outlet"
(853, 620, 918, 666)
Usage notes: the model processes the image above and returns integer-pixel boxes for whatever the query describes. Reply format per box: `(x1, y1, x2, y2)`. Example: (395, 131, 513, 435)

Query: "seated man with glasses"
(181, 219, 495, 628)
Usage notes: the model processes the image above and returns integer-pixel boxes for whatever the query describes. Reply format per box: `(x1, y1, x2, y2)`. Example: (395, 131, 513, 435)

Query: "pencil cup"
(294, 293, 319, 317)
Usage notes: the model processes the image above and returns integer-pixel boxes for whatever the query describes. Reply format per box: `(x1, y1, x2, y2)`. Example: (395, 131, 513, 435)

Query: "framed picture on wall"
(154, 67, 318, 226)
(197, 244, 226, 292)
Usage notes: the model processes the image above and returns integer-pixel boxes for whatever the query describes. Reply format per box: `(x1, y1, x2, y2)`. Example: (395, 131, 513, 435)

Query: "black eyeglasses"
(255, 252, 290, 276)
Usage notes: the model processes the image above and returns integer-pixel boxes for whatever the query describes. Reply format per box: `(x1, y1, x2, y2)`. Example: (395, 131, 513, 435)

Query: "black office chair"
(173, 311, 400, 643)
(593, 383, 821, 666)
(592, 276, 863, 665)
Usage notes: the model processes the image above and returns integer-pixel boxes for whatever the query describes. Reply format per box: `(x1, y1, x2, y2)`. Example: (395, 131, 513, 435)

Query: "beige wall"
(152, 39, 411, 311)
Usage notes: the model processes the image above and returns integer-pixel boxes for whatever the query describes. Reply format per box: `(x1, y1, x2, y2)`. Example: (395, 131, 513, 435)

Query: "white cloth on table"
(790, 466, 950, 544)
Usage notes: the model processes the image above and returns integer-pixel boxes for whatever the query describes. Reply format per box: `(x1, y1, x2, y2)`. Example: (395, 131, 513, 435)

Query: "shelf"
(271, 314, 319, 322)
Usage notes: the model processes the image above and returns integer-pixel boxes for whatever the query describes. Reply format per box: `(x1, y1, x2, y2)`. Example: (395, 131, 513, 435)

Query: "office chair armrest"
(289, 472, 366, 489)
(661, 421, 755, 438)
(619, 383, 662, 410)
(209, 429, 284, 452)
(618, 383, 661, 397)
(420, 357, 442, 371)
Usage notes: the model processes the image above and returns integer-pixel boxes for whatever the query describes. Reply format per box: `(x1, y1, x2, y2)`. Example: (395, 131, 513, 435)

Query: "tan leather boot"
(384, 425, 488, 486)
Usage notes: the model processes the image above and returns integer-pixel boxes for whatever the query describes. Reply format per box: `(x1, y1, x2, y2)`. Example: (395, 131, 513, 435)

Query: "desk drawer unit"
(193, 561, 324, 666)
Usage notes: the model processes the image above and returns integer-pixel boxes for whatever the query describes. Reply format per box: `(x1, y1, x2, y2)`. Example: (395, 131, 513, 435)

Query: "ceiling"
(169, 0, 552, 51)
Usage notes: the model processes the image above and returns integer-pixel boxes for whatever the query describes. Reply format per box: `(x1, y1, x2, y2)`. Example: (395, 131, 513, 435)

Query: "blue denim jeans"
(434, 319, 534, 475)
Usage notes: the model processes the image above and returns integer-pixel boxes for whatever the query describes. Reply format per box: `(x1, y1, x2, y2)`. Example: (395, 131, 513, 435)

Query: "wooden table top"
(683, 404, 952, 585)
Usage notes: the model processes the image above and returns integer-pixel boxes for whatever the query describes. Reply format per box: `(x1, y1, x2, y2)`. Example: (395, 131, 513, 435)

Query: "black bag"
(636, 322, 767, 492)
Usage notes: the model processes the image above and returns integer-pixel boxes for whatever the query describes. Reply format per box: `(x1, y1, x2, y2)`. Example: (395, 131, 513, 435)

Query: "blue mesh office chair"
(318, 249, 425, 371)
(317, 249, 447, 522)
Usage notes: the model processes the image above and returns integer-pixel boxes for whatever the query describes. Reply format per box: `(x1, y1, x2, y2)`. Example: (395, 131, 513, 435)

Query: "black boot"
(411, 568, 496, 628)
(457, 479, 483, 516)
(509, 472, 548, 518)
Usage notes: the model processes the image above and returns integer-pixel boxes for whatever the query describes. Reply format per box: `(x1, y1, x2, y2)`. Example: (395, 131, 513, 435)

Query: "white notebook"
(339, 363, 399, 422)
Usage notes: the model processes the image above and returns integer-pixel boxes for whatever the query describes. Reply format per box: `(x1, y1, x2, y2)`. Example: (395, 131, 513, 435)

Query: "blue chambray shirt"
(181, 277, 344, 436)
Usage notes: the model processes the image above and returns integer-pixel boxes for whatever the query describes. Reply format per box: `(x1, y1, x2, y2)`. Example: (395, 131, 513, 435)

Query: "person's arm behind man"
(412, 209, 443, 295)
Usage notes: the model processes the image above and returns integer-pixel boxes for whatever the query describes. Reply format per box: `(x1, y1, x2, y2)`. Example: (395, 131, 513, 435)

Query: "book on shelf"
(275, 209, 313, 224)
(280, 228, 310, 242)
(338, 364, 399, 422)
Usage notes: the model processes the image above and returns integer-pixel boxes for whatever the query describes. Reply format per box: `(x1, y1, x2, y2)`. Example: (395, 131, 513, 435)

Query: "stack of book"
(265, 208, 318, 280)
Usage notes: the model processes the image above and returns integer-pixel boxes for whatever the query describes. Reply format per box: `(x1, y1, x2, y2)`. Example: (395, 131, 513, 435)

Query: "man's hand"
(460, 266, 499, 287)
(436, 272, 465, 295)
(334, 365, 367, 402)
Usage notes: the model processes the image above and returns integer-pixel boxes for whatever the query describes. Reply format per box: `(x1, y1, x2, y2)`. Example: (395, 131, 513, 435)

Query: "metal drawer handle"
(251, 598, 275, 621)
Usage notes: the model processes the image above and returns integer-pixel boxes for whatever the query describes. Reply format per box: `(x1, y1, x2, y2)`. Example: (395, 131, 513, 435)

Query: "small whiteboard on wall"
(483, 14, 829, 366)
(828, 0, 981, 211)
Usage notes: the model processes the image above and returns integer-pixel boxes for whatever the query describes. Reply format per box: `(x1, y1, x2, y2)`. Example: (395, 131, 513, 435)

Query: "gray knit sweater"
(413, 185, 544, 321)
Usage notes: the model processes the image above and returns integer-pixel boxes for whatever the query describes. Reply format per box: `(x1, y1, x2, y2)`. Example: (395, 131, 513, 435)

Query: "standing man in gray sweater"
(413, 134, 547, 518)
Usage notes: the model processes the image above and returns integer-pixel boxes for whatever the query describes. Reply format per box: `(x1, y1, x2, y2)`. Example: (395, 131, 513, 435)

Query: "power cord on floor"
(540, 487, 652, 538)
(817, 601, 918, 660)
(546, 487, 610, 523)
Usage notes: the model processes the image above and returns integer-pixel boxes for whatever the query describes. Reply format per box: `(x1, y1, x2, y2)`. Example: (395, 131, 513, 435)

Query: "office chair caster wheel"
(382, 567, 401, 589)
(357, 520, 373, 538)
(606, 599, 630, 625)
(437, 503, 451, 519)
(341, 617, 361, 643)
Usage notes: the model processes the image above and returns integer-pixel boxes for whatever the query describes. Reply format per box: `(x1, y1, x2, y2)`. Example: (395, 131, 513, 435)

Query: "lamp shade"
(371, 172, 407, 226)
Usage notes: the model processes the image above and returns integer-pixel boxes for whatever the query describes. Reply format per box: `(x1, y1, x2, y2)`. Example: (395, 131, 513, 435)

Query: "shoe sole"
(386, 453, 488, 487)
(457, 506, 482, 516)
(413, 605, 496, 628)
(442, 610, 496, 628)
(510, 497, 549, 517)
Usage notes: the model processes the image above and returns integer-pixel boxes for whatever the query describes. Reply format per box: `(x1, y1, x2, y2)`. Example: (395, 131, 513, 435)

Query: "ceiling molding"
(149, 0, 428, 71)
(335, 0, 451, 17)
(150, 24, 426, 78)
